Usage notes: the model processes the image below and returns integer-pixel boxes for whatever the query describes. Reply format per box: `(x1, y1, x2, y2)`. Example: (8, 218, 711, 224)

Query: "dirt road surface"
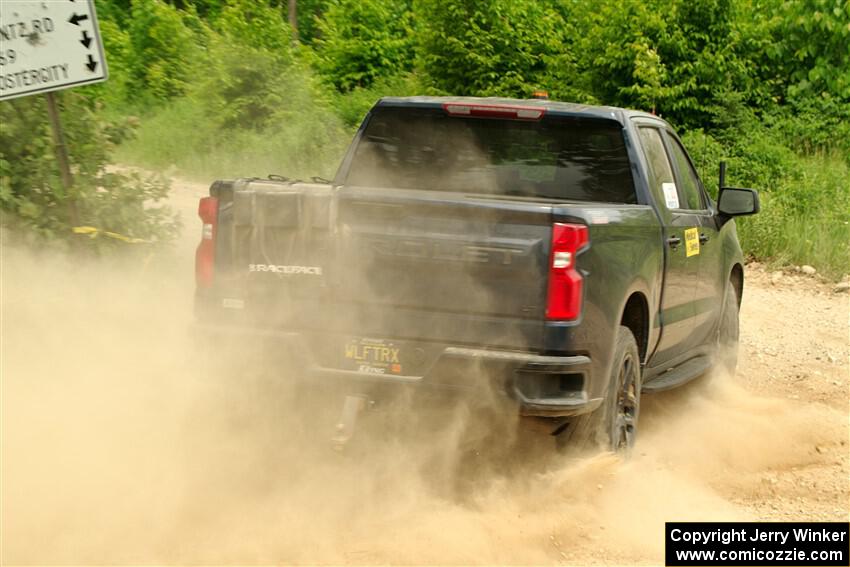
(1, 176, 848, 564)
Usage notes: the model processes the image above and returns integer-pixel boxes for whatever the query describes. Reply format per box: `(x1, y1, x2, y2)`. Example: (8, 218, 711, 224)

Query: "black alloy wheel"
(610, 344, 640, 453)
(557, 326, 642, 455)
(717, 281, 740, 375)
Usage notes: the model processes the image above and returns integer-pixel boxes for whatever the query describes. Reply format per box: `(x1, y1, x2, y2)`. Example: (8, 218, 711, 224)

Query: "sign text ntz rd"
(0, 0, 108, 101)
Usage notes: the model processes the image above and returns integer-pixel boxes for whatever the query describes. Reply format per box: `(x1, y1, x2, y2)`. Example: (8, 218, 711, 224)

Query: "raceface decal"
(248, 264, 323, 275)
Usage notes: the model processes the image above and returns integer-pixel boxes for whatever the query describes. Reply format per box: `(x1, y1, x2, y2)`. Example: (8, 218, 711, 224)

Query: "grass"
(115, 99, 352, 182)
(736, 153, 850, 279)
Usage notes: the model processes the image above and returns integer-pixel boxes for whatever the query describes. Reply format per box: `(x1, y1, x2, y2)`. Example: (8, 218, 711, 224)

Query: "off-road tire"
(717, 281, 740, 376)
(557, 326, 641, 455)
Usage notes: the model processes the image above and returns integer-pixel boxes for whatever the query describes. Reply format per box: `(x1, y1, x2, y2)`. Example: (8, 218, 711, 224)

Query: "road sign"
(0, 0, 108, 101)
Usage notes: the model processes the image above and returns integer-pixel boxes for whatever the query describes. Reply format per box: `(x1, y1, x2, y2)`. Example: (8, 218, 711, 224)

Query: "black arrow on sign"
(80, 30, 92, 48)
(69, 13, 89, 25)
(86, 54, 97, 72)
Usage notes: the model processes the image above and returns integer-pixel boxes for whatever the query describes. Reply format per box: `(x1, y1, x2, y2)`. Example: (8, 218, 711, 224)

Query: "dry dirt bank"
(1, 176, 847, 564)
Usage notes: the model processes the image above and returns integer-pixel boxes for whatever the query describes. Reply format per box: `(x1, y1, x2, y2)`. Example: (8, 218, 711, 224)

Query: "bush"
(117, 38, 350, 180)
(332, 73, 422, 127)
(0, 92, 178, 247)
(200, 39, 294, 131)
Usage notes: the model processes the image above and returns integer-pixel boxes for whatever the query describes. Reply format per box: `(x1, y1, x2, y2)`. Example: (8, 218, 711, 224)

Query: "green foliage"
(199, 38, 293, 130)
(332, 73, 423, 127)
(770, 94, 850, 159)
(95, 0, 133, 27)
(295, 0, 331, 44)
(117, 36, 349, 179)
(555, 0, 756, 128)
(125, 0, 204, 103)
(94, 18, 134, 107)
(116, 96, 348, 180)
(214, 0, 294, 54)
(0, 93, 178, 247)
(414, 0, 564, 97)
(772, 0, 850, 101)
(314, 0, 414, 91)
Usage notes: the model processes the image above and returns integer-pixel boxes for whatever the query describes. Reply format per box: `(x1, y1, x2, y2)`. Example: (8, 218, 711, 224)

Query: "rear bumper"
(194, 323, 602, 418)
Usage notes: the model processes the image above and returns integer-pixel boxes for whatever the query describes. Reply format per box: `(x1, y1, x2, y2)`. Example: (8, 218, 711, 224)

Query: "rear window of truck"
(345, 106, 637, 204)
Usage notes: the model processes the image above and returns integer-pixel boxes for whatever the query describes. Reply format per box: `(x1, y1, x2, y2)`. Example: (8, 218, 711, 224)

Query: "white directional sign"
(0, 0, 107, 101)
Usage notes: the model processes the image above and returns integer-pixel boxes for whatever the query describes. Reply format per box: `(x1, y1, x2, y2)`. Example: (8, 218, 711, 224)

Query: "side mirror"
(718, 187, 760, 216)
(716, 161, 759, 218)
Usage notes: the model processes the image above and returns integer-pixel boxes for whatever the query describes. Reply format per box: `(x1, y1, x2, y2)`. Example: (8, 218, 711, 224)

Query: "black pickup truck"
(194, 96, 759, 453)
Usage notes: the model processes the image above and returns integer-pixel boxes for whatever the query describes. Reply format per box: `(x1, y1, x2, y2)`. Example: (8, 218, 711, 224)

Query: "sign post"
(1, 0, 108, 225)
(44, 91, 79, 224)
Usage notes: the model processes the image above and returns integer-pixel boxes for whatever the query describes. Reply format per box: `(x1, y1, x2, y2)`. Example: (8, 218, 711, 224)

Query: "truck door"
(636, 126, 703, 365)
(664, 133, 724, 349)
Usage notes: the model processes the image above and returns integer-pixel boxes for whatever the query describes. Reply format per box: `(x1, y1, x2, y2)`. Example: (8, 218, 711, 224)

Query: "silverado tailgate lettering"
(368, 239, 525, 265)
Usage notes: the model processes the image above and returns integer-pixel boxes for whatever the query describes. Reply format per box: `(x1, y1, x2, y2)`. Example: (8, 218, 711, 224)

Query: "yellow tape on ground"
(72, 226, 149, 244)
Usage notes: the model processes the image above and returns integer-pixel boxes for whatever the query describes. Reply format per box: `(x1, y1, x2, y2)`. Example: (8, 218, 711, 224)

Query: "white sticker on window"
(662, 182, 680, 209)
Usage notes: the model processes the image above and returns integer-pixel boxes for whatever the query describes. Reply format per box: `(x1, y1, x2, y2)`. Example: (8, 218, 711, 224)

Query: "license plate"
(343, 337, 404, 375)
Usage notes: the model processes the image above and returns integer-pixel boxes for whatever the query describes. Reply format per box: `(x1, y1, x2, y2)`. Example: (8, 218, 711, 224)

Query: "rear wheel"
(557, 326, 641, 455)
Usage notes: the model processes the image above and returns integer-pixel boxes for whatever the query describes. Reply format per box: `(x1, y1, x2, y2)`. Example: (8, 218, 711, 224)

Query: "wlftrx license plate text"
(344, 337, 403, 375)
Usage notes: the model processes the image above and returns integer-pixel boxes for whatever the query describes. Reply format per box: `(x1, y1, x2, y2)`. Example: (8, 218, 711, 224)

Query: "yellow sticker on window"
(684, 227, 700, 257)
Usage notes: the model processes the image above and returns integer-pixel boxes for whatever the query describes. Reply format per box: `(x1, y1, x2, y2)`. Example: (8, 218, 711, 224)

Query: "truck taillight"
(195, 196, 218, 288)
(546, 222, 589, 320)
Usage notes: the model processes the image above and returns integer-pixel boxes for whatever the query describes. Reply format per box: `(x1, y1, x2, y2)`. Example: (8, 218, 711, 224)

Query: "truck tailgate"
(209, 180, 553, 350)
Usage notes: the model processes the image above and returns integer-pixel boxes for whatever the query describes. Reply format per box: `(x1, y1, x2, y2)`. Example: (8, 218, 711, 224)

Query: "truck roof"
(376, 96, 661, 126)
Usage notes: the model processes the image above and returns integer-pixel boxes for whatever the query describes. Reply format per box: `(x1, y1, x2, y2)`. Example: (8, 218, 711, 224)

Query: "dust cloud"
(1, 236, 847, 564)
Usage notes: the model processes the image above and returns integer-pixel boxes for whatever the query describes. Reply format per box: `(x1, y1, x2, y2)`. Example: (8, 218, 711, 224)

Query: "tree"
(125, 0, 203, 103)
(773, 0, 850, 101)
(556, 0, 755, 129)
(314, 0, 414, 91)
(214, 0, 294, 54)
(414, 0, 564, 97)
